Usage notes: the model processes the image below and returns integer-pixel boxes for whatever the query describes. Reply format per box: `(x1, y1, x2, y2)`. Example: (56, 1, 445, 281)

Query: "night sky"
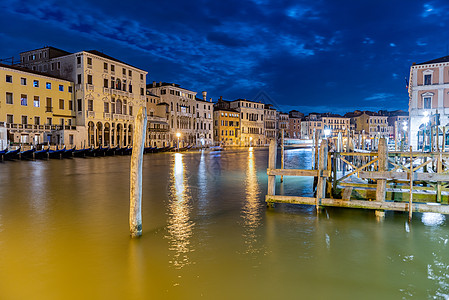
(1, 0, 447, 114)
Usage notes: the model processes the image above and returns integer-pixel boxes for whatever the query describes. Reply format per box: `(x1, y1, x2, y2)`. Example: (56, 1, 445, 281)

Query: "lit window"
(21, 78, 26, 85)
(46, 82, 51, 89)
(33, 80, 39, 87)
(34, 96, 40, 107)
(59, 85, 63, 91)
(21, 94, 27, 106)
(424, 97, 431, 109)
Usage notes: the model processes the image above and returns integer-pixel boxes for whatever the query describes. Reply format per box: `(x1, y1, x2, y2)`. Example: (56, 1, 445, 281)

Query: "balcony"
(104, 112, 111, 119)
(87, 111, 95, 118)
(86, 84, 94, 92)
(103, 87, 110, 94)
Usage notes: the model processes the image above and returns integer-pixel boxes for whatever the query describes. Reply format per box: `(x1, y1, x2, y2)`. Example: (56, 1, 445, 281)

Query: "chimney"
(202, 91, 207, 101)
(152, 81, 156, 87)
(159, 81, 162, 87)
(219, 96, 223, 102)
(209, 97, 212, 102)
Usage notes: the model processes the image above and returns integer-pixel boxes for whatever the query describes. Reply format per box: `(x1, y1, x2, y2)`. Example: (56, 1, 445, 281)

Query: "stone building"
(408, 56, 449, 150)
(264, 104, 277, 144)
(0, 63, 77, 148)
(19, 46, 147, 148)
(230, 99, 265, 146)
(145, 90, 169, 147)
(147, 82, 197, 147)
(288, 110, 303, 138)
(278, 112, 289, 138)
(195, 91, 214, 147)
(300, 113, 323, 139)
(321, 113, 351, 138)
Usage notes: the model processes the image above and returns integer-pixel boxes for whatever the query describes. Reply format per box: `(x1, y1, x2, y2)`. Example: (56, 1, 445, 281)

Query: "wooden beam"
(265, 195, 449, 214)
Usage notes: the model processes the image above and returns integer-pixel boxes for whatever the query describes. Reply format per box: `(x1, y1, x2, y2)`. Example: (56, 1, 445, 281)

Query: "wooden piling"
(409, 146, 413, 221)
(376, 138, 387, 219)
(443, 126, 446, 152)
(437, 152, 442, 203)
(267, 139, 277, 208)
(130, 106, 147, 238)
(316, 139, 328, 213)
(281, 129, 284, 183)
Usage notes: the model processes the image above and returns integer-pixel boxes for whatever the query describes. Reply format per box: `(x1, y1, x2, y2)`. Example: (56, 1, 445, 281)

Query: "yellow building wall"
(0, 66, 75, 126)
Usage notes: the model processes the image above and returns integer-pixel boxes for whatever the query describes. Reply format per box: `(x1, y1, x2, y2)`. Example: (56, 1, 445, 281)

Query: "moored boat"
(49, 146, 66, 159)
(4, 147, 20, 160)
(34, 147, 49, 160)
(20, 148, 35, 160)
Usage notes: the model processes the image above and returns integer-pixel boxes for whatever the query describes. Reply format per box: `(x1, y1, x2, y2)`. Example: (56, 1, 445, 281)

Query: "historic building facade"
(147, 82, 197, 147)
(230, 99, 265, 146)
(0, 63, 76, 148)
(264, 104, 277, 144)
(408, 56, 449, 150)
(145, 90, 169, 147)
(195, 92, 213, 146)
(19, 46, 147, 148)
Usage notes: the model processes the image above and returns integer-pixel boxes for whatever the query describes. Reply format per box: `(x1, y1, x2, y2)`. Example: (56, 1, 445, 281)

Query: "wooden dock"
(266, 138, 449, 218)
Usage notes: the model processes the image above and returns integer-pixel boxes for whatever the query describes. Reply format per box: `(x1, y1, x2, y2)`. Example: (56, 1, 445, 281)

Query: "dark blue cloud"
(1, 0, 449, 114)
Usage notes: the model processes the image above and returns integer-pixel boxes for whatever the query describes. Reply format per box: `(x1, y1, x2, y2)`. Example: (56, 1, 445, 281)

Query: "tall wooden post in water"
(130, 107, 147, 238)
(281, 129, 285, 183)
(375, 138, 387, 219)
(316, 139, 328, 213)
(267, 139, 277, 208)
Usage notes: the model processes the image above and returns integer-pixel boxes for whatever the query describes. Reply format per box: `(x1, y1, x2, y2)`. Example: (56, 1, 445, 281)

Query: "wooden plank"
(342, 187, 353, 200)
(339, 152, 378, 157)
(265, 195, 449, 214)
(377, 138, 387, 202)
(359, 170, 449, 181)
(316, 139, 328, 211)
(337, 157, 379, 182)
(267, 168, 328, 177)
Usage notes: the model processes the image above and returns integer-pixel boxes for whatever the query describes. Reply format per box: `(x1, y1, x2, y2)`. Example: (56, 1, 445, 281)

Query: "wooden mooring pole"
(375, 138, 387, 219)
(130, 107, 147, 238)
(316, 138, 328, 213)
(281, 129, 285, 183)
(409, 146, 413, 221)
(267, 139, 277, 208)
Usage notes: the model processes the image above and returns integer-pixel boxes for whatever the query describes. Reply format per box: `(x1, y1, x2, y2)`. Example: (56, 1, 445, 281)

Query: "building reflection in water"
(241, 147, 261, 254)
(197, 151, 208, 214)
(166, 153, 195, 269)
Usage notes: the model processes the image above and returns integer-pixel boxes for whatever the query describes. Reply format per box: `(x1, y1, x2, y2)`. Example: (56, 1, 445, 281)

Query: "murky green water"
(0, 148, 448, 299)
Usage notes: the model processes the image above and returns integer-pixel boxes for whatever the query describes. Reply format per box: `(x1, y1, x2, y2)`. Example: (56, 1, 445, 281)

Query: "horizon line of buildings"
(0, 45, 412, 150)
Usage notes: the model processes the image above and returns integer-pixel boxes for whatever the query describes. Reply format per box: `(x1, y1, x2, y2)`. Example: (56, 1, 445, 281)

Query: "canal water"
(0, 148, 448, 299)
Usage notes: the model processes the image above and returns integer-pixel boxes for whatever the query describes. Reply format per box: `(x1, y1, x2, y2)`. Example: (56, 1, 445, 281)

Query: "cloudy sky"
(0, 0, 447, 114)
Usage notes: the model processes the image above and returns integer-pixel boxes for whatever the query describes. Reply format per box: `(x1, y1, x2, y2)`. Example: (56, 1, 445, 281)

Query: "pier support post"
(267, 139, 277, 208)
(376, 138, 387, 219)
(316, 139, 328, 213)
(281, 129, 284, 183)
(130, 107, 147, 238)
(409, 146, 413, 221)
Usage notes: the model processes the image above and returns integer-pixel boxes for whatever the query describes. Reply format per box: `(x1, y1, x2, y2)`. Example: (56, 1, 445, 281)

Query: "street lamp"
(176, 132, 181, 151)
(249, 136, 253, 147)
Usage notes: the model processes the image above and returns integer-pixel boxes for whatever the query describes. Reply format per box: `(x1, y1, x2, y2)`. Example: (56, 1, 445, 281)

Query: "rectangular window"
(69, 100, 73, 111)
(104, 79, 108, 88)
(123, 68, 126, 75)
(88, 99, 93, 111)
(34, 96, 40, 107)
(57, 62, 60, 69)
(87, 57, 92, 65)
(22, 115, 27, 125)
(35, 116, 40, 125)
(6, 75, 12, 83)
(46, 98, 52, 112)
(46, 82, 51, 89)
(33, 80, 39, 87)
(128, 70, 132, 77)
(7, 114, 13, 124)
(111, 65, 115, 72)
(77, 57, 81, 64)
(129, 106, 133, 116)
(59, 99, 64, 109)
(77, 99, 82, 112)
(6, 92, 13, 104)
(21, 77, 26, 85)
(161, 89, 166, 95)
(21, 94, 27, 106)
(47, 117, 52, 125)
(104, 102, 109, 113)
(87, 75, 92, 85)
(424, 74, 431, 85)
(140, 87, 144, 96)
(77, 74, 82, 84)
(59, 85, 63, 91)
(140, 74, 143, 80)
(68, 86, 73, 93)
(424, 97, 432, 109)
(104, 62, 108, 70)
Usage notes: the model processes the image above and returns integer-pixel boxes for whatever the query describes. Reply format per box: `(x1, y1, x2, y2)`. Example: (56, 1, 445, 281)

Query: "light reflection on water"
(241, 147, 262, 254)
(166, 153, 195, 269)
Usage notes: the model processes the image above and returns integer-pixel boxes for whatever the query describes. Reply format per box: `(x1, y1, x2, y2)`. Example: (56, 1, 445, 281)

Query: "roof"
(195, 97, 212, 103)
(214, 107, 239, 113)
(416, 55, 449, 65)
(231, 98, 263, 104)
(19, 46, 71, 55)
(0, 63, 71, 81)
(85, 50, 146, 72)
(146, 91, 160, 97)
(146, 82, 196, 93)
